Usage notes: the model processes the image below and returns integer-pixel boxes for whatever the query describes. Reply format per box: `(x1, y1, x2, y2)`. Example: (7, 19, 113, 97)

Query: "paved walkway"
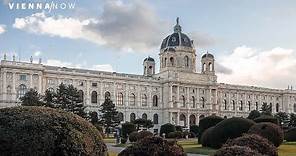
(106, 143, 207, 156)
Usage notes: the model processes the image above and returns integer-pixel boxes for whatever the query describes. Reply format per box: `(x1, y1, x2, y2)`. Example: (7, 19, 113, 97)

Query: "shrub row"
(118, 136, 186, 156)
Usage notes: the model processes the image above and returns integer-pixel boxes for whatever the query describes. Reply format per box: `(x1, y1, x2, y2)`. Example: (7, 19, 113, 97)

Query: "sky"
(1, 0, 296, 89)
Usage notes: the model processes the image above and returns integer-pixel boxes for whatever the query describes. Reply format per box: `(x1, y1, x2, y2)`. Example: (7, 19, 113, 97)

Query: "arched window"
(232, 100, 235, 110)
(142, 113, 147, 120)
(170, 57, 174, 66)
(180, 114, 186, 127)
(184, 56, 189, 67)
(189, 114, 196, 125)
(223, 99, 227, 110)
(224, 116, 228, 119)
(209, 63, 213, 71)
(18, 84, 27, 98)
(199, 115, 205, 120)
(117, 92, 124, 105)
(248, 101, 251, 111)
(294, 104, 296, 113)
(142, 94, 147, 106)
(270, 103, 273, 112)
(255, 102, 258, 110)
(130, 113, 136, 122)
(91, 91, 97, 103)
(78, 90, 84, 102)
(203, 63, 206, 72)
(239, 101, 243, 111)
(153, 95, 158, 107)
(181, 95, 186, 107)
(7, 85, 12, 94)
(105, 91, 111, 100)
(201, 97, 205, 108)
(164, 58, 167, 67)
(118, 112, 124, 121)
(191, 96, 195, 108)
(276, 103, 279, 112)
(153, 114, 158, 124)
(129, 93, 136, 106)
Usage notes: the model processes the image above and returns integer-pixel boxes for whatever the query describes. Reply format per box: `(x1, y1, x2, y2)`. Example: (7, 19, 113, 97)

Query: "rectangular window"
(19, 75, 27, 81)
(92, 83, 97, 87)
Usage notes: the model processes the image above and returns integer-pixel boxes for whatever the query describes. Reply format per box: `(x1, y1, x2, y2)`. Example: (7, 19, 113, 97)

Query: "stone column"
(186, 87, 190, 109)
(113, 82, 116, 103)
(186, 113, 190, 129)
(86, 80, 90, 106)
(99, 81, 103, 104)
(176, 112, 180, 125)
(38, 75, 42, 93)
(29, 74, 33, 89)
(12, 72, 16, 101)
(3, 71, 7, 101)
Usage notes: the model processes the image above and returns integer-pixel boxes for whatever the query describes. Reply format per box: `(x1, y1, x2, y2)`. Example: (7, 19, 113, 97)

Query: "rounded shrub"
(121, 122, 136, 138)
(198, 115, 224, 143)
(254, 115, 278, 124)
(213, 145, 263, 156)
(248, 122, 284, 147)
(160, 123, 176, 138)
(121, 137, 127, 144)
(285, 127, 296, 141)
(210, 117, 255, 148)
(200, 126, 215, 147)
(167, 131, 183, 139)
(175, 125, 183, 132)
(223, 134, 278, 156)
(189, 125, 199, 136)
(0, 106, 107, 156)
(137, 131, 153, 140)
(247, 110, 261, 120)
(118, 136, 186, 156)
(128, 131, 139, 142)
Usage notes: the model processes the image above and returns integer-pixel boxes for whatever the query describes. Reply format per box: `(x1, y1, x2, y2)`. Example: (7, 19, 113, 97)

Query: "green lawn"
(105, 139, 296, 156)
(178, 140, 296, 156)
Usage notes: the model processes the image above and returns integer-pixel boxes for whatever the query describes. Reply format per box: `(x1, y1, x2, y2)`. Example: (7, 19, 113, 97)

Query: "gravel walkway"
(106, 143, 208, 156)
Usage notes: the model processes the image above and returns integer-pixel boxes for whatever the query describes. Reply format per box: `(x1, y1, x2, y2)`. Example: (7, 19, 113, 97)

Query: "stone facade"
(1, 19, 296, 133)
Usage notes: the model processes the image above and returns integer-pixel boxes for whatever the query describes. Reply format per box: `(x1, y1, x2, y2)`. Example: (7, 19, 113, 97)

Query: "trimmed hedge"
(254, 115, 278, 124)
(248, 122, 284, 147)
(121, 122, 136, 138)
(0, 106, 107, 156)
(189, 125, 199, 137)
(129, 131, 139, 142)
(285, 127, 296, 141)
(200, 126, 215, 147)
(167, 131, 183, 139)
(223, 134, 278, 156)
(137, 131, 153, 140)
(118, 136, 186, 156)
(213, 145, 263, 156)
(160, 123, 176, 138)
(198, 115, 223, 143)
(176, 125, 183, 132)
(210, 117, 255, 148)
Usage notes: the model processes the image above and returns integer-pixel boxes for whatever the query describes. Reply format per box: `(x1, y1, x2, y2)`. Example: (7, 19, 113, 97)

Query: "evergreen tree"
(54, 83, 87, 118)
(98, 98, 120, 135)
(133, 118, 154, 130)
(20, 88, 43, 106)
(289, 113, 296, 128)
(275, 112, 289, 128)
(261, 102, 272, 115)
(89, 111, 99, 125)
(43, 89, 56, 108)
(247, 110, 261, 120)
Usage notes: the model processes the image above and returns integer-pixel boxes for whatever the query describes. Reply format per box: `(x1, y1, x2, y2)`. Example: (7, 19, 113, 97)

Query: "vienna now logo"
(8, 1, 76, 12)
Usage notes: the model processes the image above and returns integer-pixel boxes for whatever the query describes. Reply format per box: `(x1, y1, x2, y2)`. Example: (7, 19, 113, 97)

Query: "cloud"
(190, 31, 216, 47)
(12, 0, 166, 52)
(0, 24, 6, 34)
(215, 62, 233, 74)
(217, 45, 296, 89)
(2, 0, 11, 4)
(45, 59, 114, 72)
(34, 51, 42, 57)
